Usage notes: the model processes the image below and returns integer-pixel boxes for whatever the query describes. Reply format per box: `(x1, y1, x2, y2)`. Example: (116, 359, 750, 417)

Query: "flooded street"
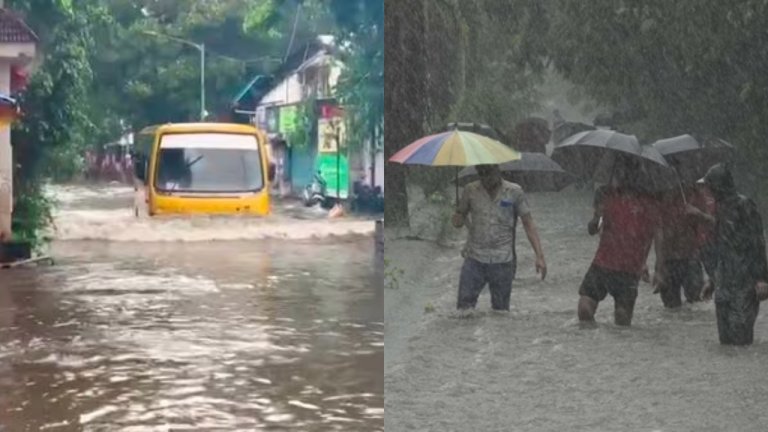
(0, 184, 383, 431)
(386, 189, 768, 432)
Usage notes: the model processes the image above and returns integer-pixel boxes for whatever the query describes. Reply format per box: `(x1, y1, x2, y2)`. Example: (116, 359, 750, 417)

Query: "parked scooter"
(302, 171, 329, 207)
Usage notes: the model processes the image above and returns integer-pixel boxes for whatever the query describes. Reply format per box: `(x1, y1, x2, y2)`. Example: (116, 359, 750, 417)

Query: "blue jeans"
(457, 257, 516, 310)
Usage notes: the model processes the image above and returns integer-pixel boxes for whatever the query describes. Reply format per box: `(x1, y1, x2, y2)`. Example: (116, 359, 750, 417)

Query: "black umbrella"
(455, 152, 575, 192)
(552, 121, 596, 145)
(651, 134, 735, 184)
(551, 129, 677, 192)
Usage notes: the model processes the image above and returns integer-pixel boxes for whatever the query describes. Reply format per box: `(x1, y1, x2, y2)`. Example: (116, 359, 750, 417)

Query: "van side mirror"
(268, 162, 276, 182)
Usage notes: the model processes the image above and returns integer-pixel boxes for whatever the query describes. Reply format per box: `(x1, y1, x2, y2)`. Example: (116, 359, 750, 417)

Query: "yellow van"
(132, 123, 275, 217)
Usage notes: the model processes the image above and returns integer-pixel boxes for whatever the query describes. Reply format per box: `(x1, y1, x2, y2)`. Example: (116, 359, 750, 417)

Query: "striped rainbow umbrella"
(389, 129, 521, 204)
(389, 129, 521, 166)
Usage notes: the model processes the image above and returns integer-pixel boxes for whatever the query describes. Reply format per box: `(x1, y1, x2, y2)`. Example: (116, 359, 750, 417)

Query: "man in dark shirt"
(689, 163, 768, 345)
(653, 186, 705, 307)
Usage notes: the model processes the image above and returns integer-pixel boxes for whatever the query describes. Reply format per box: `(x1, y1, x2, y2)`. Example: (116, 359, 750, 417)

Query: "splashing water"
(48, 184, 375, 242)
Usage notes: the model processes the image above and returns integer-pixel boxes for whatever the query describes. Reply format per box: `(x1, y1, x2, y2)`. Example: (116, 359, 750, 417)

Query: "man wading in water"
(578, 158, 664, 326)
(653, 184, 706, 308)
(687, 163, 768, 345)
(452, 164, 547, 311)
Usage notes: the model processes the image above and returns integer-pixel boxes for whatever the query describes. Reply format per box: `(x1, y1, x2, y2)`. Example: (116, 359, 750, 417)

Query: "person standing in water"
(452, 164, 547, 311)
(691, 179, 718, 298)
(653, 184, 706, 307)
(578, 158, 664, 326)
(687, 163, 768, 345)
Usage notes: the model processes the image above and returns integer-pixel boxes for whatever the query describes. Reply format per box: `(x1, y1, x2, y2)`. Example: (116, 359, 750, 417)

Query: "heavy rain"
(385, 1, 768, 431)
(0, 1, 382, 431)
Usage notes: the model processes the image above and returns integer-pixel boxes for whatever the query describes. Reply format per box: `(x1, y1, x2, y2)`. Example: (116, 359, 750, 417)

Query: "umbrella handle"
(673, 167, 687, 205)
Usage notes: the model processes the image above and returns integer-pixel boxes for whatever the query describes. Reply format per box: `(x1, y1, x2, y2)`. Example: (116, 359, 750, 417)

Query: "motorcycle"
(302, 171, 330, 207)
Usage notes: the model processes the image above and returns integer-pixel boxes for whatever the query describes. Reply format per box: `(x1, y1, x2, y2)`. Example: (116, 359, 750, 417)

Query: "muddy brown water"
(0, 185, 383, 431)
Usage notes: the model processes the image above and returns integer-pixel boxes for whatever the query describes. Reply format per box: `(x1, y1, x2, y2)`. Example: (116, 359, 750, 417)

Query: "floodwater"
(0, 184, 383, 431)
(386, 187, 768, 432)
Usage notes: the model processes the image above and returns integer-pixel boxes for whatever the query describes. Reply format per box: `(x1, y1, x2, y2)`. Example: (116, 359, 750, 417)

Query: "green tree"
(383, 0, 551, 224)
(548, 0, 768, 200)
(9, 0, 105, 248)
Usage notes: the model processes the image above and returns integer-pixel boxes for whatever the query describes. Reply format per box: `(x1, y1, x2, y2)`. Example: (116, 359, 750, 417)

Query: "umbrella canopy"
(445, 122, 506, 142)
(552, 121, 596, 145)
(551, 129, 677, 192)
(651, 134, 735, 184)
(455, 152, 575, 192)
(389, 129, 521, 166)
(513, 117, 551, 153)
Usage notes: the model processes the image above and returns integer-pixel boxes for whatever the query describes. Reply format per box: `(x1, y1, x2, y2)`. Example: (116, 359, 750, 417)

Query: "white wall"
(0, 43, 35, 62)
(259, 73, 303, 106)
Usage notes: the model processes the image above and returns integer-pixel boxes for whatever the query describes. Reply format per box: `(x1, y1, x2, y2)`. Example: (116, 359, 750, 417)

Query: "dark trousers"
(700, 241, 717, 281)
(658, 259, 704, 308)
(457, 257, 516, 310)
(716, 297, 760, 345)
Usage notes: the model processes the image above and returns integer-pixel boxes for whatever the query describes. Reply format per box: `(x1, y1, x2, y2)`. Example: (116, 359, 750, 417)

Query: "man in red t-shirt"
(578, 167, 663, 326)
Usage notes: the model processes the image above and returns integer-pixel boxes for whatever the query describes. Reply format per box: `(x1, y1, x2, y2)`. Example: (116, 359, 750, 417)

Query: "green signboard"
(316, 153, 349, 199)
(278, 105, 297, 134)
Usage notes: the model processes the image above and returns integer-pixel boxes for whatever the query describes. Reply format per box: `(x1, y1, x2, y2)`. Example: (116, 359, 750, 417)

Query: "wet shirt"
(658, 191, 701, 260)
(713, 194, 768, 302)
(457, 180, 531, 264)
(592, 189, 661, 276)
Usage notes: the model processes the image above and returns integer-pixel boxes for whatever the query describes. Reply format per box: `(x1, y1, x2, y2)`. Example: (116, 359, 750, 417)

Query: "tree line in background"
(8, 0, 382, 248)
(385, 0, 768, 224)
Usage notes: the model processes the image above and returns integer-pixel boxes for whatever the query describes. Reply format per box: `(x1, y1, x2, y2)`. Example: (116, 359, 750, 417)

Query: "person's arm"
(516, 191, 546, 280)
(588, 187, 605, 235)
(521, 213, 547, 280)
(686, 203, 715, 226)
(653, 228, 665, 272)
(652, 202, 666, 292)
(744, 200, 768, 301)
(452, 186, 471, 228)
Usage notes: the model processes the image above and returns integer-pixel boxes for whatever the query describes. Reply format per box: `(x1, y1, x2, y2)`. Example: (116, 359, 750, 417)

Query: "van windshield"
(154, 133, 264, 193)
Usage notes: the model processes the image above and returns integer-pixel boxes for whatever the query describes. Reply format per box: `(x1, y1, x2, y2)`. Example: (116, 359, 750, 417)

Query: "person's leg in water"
(613, 287, 638, 326)
(682, 259, 704, 303)
(578, 265, 608, 324)
(578, 296, 599, 324)
(457, 258, 488, 310)
(658, 260, 684, 309)
(716, 296, 760, 345)
(487, 261, 516, 311)
(607, 270, 640, 326)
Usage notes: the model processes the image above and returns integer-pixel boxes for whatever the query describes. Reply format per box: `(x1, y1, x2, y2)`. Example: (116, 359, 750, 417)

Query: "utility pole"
(143, 31, 206, 120)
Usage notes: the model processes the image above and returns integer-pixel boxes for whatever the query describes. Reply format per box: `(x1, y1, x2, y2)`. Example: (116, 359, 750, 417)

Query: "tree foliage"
(9, 0, 104, 248)
(548, 0, 768, 198)
(384, 0, 550, 224)
(9, 0, 382, 246)
(243, 0, 384, 154)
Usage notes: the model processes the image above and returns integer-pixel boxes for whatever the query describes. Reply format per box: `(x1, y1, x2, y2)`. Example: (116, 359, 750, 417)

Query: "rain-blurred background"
(385, 0, 768, 226)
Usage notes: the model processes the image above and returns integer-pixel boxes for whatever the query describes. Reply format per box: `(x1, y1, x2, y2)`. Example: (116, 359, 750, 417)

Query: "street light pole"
(142, 31, 206, 121)
(200, 43, 205, 121)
